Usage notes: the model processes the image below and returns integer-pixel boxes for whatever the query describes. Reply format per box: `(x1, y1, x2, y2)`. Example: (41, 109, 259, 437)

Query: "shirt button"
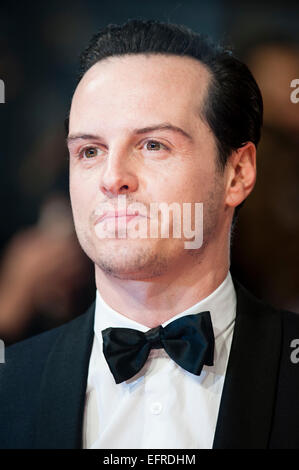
(150, 402, 162, 415)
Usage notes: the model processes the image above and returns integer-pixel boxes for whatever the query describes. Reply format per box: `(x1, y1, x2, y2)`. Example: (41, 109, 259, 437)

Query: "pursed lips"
(94, 210, 148, 225)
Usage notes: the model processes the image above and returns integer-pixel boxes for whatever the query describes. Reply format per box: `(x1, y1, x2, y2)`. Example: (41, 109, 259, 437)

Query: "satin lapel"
(212, 279, 282, 449)
(34, 303, 95, 449)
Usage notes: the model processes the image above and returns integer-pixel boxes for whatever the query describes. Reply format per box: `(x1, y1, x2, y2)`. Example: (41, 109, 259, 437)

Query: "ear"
(224, 142, 257, 209)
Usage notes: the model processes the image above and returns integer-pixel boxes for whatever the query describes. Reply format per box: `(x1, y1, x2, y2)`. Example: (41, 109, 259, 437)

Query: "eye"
(144, 140, 168, 151)
(80, 146, 101, 159)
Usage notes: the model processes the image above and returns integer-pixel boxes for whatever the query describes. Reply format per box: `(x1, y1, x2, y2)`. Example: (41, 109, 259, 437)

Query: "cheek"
(69, 173, 94, 220)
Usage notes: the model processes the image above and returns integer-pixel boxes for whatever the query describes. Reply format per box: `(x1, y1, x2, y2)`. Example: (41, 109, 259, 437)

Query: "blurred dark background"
(0, 0, 298, 344)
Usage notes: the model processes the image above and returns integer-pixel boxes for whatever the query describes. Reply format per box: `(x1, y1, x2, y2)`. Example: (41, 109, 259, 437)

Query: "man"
(0, 19, 299, 449)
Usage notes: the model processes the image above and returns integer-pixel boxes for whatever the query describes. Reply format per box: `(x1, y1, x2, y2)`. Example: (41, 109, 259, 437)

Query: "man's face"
(68, 54, 227, 280)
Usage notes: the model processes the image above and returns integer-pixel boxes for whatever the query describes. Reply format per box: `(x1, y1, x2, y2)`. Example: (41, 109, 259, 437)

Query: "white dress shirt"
(82, 271, 236, 449)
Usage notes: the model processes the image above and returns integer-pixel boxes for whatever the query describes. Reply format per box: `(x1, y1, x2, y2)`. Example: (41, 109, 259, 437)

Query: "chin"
(94, 243, 171, 280)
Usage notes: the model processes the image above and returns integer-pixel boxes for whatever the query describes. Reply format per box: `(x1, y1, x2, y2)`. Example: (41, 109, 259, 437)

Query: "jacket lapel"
(212, 279, 282, 448)
(34, 302, 95, 449)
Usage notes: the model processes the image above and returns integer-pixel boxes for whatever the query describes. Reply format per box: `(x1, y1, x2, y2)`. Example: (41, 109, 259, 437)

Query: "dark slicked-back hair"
(75, 19, 263, 221)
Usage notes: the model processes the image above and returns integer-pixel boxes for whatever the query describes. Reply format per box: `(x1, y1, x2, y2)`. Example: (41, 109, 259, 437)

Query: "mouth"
(94, 211, 146, 225)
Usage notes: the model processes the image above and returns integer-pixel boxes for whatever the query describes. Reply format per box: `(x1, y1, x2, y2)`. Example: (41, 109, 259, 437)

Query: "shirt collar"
(94, 271, 236, 342)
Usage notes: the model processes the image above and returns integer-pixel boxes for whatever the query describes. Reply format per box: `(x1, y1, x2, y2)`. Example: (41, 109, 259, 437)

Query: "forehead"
(69, 54, 211, 133)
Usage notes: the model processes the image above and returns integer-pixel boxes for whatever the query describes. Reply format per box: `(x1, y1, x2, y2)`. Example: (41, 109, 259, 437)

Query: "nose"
(99, 147, 138, 198)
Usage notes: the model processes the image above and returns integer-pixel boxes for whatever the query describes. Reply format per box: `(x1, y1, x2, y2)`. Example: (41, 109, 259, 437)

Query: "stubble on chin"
(93, 239, 175, 280)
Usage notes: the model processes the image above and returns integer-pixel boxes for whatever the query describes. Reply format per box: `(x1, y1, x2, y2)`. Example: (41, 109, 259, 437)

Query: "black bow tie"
(101, 311, 215, 384)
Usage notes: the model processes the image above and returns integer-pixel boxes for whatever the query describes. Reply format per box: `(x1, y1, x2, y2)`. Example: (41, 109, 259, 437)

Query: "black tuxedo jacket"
(0, 279, 299, 449)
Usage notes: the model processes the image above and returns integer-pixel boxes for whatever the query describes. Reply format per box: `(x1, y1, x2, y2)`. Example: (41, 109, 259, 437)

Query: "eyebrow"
(134, 123, 193, 141)
(66, 122, 193, 145)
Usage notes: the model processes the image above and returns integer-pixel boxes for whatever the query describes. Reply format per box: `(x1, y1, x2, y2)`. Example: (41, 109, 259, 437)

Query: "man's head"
(67, 20, 262, 281)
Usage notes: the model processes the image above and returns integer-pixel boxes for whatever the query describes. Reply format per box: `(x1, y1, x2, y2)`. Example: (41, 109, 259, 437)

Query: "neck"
(95, 239, 230, 328)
